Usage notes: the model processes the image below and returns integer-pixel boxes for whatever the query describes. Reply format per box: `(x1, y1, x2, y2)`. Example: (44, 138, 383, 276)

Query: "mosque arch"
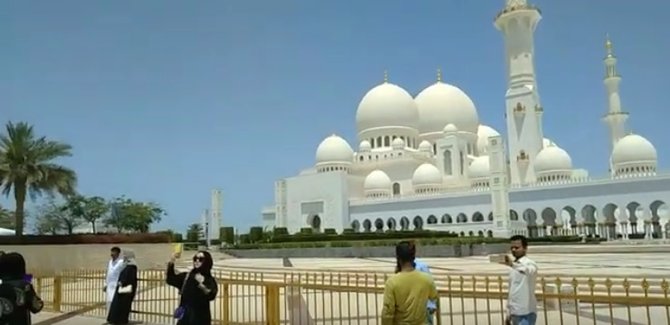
(468, 230, 474, 236)
(651, 200, 669, 237)
(456, 213, 468, 223)
(561, 206, 577, 227)
(477, 230, 484, 237)
(427, 215, 438, 224)
(392, 183, 401, 196)
(472, 212, 484, 222)
(522, 209, 538, 237)
(487, 212, 494, 221)
(400, 217, 410, 230)
(441, 214, 453, 224)
(581, 205, 597, 224)
(307, 214, 322, 233)
(386, 218, 397, 231)
(487, 230, 493, 238)
(351, 220, 360, 232)
(626, 201, 642, 224)
(413, 216, 424, 230)
(541, 208, 557, 235)
(602, 203, 618, 223)
(363, 219, 372, 232)
(510, 209, 519, 221)
(374, 218, 384, 232)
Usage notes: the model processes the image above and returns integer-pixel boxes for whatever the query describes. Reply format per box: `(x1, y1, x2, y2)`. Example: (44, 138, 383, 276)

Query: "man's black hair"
(111, 246, 121, 253)
(395, 241, 415, 265)
(510, 235, 528, 248)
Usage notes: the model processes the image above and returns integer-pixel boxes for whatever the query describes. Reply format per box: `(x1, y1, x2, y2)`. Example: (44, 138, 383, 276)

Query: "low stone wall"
(225, 243, 509, 259)
(0, 243, 173, 275)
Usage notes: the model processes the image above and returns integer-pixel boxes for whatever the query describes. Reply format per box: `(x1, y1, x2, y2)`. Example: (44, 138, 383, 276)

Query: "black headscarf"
(193, 250, 213, 276)
(0, 252, 27, 280)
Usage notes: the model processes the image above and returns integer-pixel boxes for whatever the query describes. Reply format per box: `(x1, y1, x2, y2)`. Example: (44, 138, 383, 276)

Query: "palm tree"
(0, 122, 77, 236)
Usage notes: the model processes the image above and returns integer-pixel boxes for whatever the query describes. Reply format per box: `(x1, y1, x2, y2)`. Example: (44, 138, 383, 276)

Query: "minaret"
(602, 35, 629, 151)
(210, 189, 222, 241)
(495, 0, 545, 185)
(488, 135, 516, 237)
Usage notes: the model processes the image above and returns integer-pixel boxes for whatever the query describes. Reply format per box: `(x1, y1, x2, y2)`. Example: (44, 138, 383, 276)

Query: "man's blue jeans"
(426, 308, 435, 325)
(511, 312, 537, 325)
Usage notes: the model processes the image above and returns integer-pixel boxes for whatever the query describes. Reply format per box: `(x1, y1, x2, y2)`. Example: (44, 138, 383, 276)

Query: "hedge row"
(268, 229, 459, 244)
(231, 235, 595, 250)
(0, 233, 173, 245)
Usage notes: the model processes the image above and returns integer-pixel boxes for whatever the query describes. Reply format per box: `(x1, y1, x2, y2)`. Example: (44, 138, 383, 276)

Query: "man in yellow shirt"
(382, 241, 439, 325)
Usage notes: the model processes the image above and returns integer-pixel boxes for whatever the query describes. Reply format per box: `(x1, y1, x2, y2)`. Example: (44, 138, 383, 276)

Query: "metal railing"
(33, 269, 670, 324)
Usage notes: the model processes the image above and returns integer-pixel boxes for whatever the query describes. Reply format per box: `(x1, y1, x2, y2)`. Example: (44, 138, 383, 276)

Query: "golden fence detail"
(32, 269, 670, 324)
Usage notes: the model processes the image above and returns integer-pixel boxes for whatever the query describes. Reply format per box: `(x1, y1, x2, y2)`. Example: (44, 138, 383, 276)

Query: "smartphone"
(23, 274, 33, 283)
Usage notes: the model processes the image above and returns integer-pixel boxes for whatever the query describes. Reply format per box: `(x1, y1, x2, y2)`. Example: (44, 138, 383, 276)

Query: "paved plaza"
(32, 246, 670, 324)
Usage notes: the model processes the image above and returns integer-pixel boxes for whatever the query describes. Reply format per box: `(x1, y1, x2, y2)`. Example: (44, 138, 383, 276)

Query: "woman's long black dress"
(0, 279, 44, 325)
(106, 264, 138, 325)
(166, 263, 218, 325)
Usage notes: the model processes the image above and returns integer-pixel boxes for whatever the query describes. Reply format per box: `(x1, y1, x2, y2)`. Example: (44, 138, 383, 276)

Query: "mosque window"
(459, 152, 465, 175)
(392, 183, 401, 196)
(384, 137, 390, 147)
(443, 150, 453, 175)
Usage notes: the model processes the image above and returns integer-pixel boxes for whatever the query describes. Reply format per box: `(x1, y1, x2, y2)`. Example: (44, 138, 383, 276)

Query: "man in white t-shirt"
(500, 235, 537, 325)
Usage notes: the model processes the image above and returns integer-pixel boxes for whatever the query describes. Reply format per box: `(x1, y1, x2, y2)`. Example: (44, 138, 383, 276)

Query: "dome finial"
(605, 33, 614, 57)
(436, 68, 442, 82)
(383, 70, 389, 83)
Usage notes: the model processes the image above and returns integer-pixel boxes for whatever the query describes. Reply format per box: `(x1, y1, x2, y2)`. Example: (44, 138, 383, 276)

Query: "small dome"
(315, 135, 354, 164)
(359, 140, 372, 152)
(412, 163, 442, 187)
(611, 134, 657, 165)
(534, 145, 572, 173)
(543, 138, 557, 148)
(443, 123, 458, 134)
(391, 137, 405, 149)
(418, 140, 432, 152)
(476, 125, 501, 155)
(414, 82, 479, 134)
(364, 170, 392, 191)
(469, 156, 490, 179)
(356, 82, 419, 134)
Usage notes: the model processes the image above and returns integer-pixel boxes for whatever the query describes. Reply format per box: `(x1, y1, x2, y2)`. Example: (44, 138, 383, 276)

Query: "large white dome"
(356, 82, 419, 133)
(315, 135, 354, 164)
(414, 82, 479, 134)
(476, 125, 501, 155)
(469, 156, 490, 179)
(364, 170, 392, 191)
(611, 134, 657, 165)
(534, 145, 572, 173)
(412, 163, 442, 186)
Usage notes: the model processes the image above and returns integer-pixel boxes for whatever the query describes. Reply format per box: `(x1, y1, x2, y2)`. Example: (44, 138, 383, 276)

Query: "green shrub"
(273, 227, 289, 236)
(0, 233, 173, 245)
(249, 227, 264, 243)
(299, 227, 313, 235)
(342, 228, 354, 234)
(239, 234, 251, 244)
(324, 228, 337, 235)
(220, 227, 235, 245)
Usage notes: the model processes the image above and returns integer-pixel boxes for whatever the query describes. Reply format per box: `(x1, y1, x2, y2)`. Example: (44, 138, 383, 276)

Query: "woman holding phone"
(0, 252, 44, 325)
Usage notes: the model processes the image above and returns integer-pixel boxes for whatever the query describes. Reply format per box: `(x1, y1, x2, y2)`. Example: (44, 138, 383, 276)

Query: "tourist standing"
(106, 250, 139, 325)
(500, 235, 538, 325)
(166, 251, 218, 325)
(409, 242, 437, 324)
(382, 241, 438, 325)
(0, 252, 44, 325)
(105, 247, 126, 313)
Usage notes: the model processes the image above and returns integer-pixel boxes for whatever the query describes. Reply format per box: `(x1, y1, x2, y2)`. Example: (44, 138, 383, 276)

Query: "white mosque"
(261, 0, 669, 239)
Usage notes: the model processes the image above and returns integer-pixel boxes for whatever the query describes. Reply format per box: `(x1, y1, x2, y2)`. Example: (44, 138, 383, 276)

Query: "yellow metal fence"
(33, 269, 670, 325)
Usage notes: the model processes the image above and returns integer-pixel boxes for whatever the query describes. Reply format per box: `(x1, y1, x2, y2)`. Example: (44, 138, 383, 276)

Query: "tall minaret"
(602, 35, 629, 151)
(210, 189, 222, 241)
(495, 0, 545, 185)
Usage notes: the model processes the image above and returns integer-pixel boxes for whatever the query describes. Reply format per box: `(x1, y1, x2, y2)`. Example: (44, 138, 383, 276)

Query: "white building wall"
(282, 171, 349, 233)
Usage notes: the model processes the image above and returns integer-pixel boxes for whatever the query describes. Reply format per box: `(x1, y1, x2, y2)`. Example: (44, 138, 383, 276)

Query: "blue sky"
(2, 0, 669, 234)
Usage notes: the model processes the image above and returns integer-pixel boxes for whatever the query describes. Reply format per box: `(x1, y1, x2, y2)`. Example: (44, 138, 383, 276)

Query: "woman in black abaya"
(0, 252, 44, 325)
(106, 249, 138, 325)
(166, 250, 218, 325)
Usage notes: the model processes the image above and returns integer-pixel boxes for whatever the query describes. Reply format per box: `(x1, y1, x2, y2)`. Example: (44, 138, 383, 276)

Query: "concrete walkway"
(33, 312, 165, 325)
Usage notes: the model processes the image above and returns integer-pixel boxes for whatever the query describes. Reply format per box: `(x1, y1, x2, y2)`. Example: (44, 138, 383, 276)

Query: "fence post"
(265, 283, 281, 325)
(221, 283, 230, 325)
(53, 276, 62, 312)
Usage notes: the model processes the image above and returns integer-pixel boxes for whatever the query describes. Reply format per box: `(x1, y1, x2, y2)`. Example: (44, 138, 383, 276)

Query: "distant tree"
(64, 195, 109, 233)
(0, 121, 77, 236)
(186, 223, 203, 242)
(33, 199, 82, 234)
(0, 205, 15, 229)
(105, 197, 164, 233)
(33, 207, 63, 235)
